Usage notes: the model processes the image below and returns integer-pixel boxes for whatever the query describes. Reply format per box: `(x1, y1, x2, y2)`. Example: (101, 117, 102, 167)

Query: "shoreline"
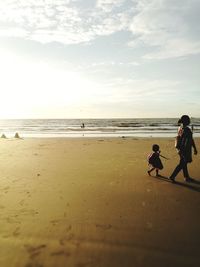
(0, 118, 199, 139)
(1, 136, 200, 140)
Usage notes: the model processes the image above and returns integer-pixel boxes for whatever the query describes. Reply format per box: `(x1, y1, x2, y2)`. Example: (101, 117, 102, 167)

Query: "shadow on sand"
(153, 175, 200, 193)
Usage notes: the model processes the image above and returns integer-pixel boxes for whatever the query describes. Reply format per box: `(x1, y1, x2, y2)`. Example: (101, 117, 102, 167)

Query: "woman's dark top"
(179, 126, 193, 163)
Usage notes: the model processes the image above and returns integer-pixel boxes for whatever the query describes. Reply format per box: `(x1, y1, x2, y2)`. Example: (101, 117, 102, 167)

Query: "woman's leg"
(182, 162, 189, 178)
(182, 162, 194, 181)
(169, 157, 183, 181)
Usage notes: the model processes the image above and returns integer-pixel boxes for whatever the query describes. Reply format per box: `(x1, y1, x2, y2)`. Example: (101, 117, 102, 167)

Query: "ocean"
(0, 118, 200, 138)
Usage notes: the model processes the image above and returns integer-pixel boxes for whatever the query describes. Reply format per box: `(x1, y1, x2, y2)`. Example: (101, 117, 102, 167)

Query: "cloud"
(0, 0, 132, 44)
(96, 0, 126, 12)
(0, 0, 199, 60)
(143, 39, 200, 59)
(129, 0, 200, 59)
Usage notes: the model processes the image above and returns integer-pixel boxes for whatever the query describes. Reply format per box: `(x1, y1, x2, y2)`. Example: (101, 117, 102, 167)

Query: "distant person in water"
(147, 144, 168, 177)
(81, 123, 85, 128)
(169, 115, 197, 182)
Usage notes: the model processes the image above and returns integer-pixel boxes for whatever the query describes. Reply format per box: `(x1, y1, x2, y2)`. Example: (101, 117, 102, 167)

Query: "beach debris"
(1, 133, 6, 138)
(14, 132, 20, 138)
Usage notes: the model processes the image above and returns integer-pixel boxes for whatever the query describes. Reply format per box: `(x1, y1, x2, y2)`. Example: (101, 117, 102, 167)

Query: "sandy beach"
(0, 137, 200, 267)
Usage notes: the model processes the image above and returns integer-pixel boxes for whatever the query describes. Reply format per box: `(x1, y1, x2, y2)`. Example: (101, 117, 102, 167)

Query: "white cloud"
(0, 0, 131, 44)
(0, 0, 199, 60)
(129, 0, 200, 59)
(96, 0, 126, 12)
(90, 16, 125, 36)
(144, 39, 200, 59)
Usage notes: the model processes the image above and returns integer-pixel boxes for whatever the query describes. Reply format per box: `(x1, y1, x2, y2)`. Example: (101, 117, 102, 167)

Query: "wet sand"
(0, 137, 200, 267)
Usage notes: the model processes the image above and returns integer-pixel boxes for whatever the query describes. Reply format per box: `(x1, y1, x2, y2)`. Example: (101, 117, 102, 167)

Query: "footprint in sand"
(25, 263, 44, 267)
(95, 224, 112, 230)
(50, 250, 70, 257)
(19, 209, 39, 216)
(19, 199, 26, 206)
(24, 244, 47, 259)
(65, 225, 72, 232)
(146, 222, 153, 230)
(50, 219, 61, 226)
(26, 191, 31, 197)
(3, 186, 10, 193)
(13, 227, 21, 237)
(12, 179, 20, 183)
(59, 233, 75, 245)
(76, 261, 95, 267)
(4, 186, 10, 190)
(6, 216, 21, 224)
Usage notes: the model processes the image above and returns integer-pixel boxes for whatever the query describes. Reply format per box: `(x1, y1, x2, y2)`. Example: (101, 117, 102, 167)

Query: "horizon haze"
(0, 0, 199, 119)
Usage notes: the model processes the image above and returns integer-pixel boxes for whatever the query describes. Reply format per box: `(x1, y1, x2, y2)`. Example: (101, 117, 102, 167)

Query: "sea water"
(0, 118, 200, 138)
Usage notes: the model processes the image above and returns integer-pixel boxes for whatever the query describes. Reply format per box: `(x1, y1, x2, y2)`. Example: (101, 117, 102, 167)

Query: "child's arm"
(160, 154, 169, 160)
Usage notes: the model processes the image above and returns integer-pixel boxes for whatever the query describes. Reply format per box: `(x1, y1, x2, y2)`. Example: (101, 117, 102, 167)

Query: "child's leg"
(148, 167, 155, 176)
(156, 168, 162, 177)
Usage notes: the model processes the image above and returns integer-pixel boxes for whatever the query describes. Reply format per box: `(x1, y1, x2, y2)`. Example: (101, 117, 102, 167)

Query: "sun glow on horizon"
(0, 49, 97, 119)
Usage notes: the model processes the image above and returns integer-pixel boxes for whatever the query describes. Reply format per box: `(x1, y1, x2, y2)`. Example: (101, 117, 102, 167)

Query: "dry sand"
(0, 137, 200, 267)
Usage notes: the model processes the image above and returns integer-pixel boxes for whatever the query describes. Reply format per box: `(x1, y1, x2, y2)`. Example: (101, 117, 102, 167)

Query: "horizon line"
(0, 117, 199, 120)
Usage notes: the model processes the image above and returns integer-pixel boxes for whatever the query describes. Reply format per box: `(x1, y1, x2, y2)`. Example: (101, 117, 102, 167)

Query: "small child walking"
(147, 144, 168, 177)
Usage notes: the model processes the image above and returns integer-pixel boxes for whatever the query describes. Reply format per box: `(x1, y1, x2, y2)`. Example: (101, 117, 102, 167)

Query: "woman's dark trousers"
(170, 157, 189, 179)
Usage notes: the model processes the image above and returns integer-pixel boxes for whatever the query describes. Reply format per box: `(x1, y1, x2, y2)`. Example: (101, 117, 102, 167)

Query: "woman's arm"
(192, 138, 198, 155)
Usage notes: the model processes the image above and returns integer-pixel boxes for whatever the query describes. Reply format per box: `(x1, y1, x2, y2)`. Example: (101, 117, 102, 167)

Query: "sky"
(0, 0, 200, 119)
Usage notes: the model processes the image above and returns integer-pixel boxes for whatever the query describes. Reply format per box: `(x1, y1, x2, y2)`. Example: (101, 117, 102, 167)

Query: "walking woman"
(169, 115, 198, 182)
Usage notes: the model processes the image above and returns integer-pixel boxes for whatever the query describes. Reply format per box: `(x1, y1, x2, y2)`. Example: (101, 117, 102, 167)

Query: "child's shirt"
(147, 151, 163, 170)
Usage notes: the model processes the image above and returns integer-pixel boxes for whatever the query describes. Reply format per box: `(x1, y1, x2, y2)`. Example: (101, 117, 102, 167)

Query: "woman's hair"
(179, 115, 190, 126)
(152, 144, 159, 152)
